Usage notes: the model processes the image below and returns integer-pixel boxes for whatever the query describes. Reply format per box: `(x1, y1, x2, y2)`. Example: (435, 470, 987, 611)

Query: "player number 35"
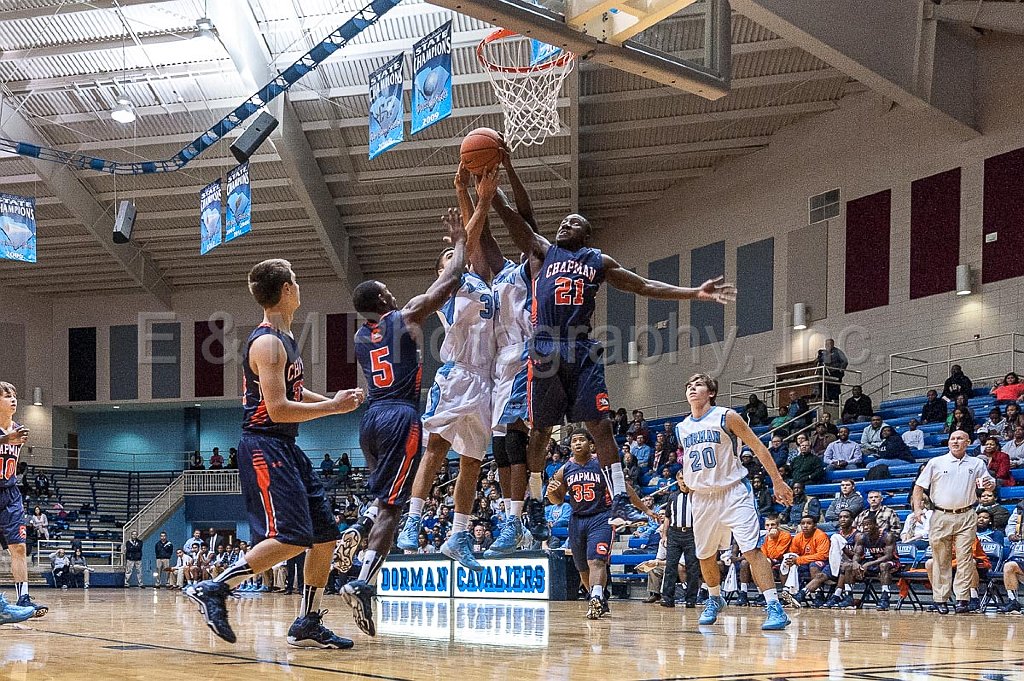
(689, 446, 717, 472)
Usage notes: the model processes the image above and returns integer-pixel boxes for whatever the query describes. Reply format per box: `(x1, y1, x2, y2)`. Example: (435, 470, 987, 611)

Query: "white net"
(478, 30, 575, 152)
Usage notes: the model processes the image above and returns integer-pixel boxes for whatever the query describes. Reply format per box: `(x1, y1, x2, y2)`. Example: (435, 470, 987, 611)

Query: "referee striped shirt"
(667, 489, 692, 529)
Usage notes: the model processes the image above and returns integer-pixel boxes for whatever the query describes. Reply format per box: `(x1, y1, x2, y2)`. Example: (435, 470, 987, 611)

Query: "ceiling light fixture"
(111, 98, 136, 124)
(195, 17, 217, 43)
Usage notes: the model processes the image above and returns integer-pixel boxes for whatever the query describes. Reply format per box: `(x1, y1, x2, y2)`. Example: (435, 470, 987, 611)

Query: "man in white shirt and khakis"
(910, 430, 995, 614)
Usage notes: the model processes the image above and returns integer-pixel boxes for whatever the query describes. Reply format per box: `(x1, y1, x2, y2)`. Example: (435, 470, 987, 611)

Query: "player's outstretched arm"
(490, 163, 549, 262)
(725, 410, 793, 506)
(604, 254, 737, 304)
(249, 335, 363, 422)
(301, 388, 328, 403)
(454, 164, 497, 281)
(502, 150, 538, 230)
(625, 482, 658, 520)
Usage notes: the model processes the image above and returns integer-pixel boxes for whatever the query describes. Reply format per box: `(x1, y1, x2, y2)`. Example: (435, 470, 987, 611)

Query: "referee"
(910, 430, 995, 614)
(660, 470, 702, 607)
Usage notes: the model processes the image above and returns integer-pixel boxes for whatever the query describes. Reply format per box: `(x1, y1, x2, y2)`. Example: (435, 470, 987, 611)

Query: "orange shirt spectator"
(762, 530, 792, 561)
(790, 528, 830, 564)
(950, 539, 991, 571)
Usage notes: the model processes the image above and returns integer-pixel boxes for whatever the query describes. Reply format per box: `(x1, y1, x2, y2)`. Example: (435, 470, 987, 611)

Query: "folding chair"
(979, 539, 1007, 611)
(894, 542, 924, 611)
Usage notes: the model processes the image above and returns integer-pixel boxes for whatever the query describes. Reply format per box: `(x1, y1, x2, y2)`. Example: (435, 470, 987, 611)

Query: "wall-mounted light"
(32, 387, 42, 406)
(793, 303, 807, 330)
(194, 17, 217, 43)
(111, 98, 136, 124)
(956, 264, 972, 296)
(627, 341, 638, 365)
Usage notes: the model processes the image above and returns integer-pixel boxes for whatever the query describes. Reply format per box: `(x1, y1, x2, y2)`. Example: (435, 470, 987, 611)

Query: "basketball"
(459, 127, 504, 174)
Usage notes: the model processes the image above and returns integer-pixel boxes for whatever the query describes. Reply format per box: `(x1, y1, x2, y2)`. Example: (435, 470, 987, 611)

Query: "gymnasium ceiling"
(0, 0, 998, 304)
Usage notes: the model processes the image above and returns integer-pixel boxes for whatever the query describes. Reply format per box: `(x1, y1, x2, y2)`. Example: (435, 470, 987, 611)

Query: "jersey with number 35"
(355, 310, 422, 406)
(675, 406, 744, 492)
(436, 271, 496, 371)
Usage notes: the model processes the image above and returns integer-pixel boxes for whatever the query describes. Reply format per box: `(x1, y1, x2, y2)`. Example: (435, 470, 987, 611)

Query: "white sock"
(528, 473, 543, 499)
(844, 584, 853, 593)
(15, 582, 27, 598)
(762, 588, 779, 603)
(1009, 591, 1018, 601)
(510, 500, 524, 517)
(408, 498, 425, 517)
(591, 584, 604, 600)
(364, 504, 380, 521)
(502, 498, 511, 515)
(452, 513, 470, 535)
(740, 582, 750, 593)
(970, 588, 979, 599)
(301, 585, 323, 617)
(358, 551, 379, 582)
(610, 463, 626, 496)
(707, 585, 721, 597)
(881, 584, 890, 593)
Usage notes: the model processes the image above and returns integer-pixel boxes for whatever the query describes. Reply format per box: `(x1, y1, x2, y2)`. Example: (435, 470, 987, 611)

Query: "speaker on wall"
(112, 200, 136, 244)
(230, 111, 279, 163)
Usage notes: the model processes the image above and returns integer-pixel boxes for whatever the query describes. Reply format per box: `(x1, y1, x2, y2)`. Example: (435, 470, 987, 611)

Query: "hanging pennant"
(411, 21, 452, 134)
(225, 162, 252, 243)
(0, 193, 36, 263)
(199, 179, 222, 255)
(368, 53, 405, 159)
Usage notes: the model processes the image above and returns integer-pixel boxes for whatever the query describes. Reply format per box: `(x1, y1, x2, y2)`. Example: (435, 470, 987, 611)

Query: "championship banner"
(368, 53, 404, 159)
(0, 193, 36, 263)
(225, 162, 251, 242)
(411, 21, 452, 134)
(199, 179, 222, 255)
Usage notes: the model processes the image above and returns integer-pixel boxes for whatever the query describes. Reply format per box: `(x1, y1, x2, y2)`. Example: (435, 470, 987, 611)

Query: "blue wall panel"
(151, 322, 181, 399)
(605, 270, 635, 365)
(689, 241, 726, 347)
(736, 238, 774, 337)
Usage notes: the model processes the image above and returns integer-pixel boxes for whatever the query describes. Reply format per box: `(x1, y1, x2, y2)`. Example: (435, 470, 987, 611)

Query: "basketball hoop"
(477, 29, 575, 152)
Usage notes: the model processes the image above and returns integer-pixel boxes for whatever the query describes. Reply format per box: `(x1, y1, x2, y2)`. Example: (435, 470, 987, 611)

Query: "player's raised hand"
(546, 477, 565, 500)
(772, 478, 794, 506)
(332, 388, 365, 414)
(0, 426, 28, 446)
(475, 165, 501, 203)
(454, 162, 471, 191)
(441, 207, 466, 246)
(696, 276, 737, 305)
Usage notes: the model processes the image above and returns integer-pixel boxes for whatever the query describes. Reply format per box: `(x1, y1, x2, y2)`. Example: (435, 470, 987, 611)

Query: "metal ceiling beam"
(581, 67, 842, 104)
(325, 155, 573, 183)
(934, 1, 1024, 36)
(0, 0, 178, 22)
(580, 100, 835, 134)
(0, 96, 172, 307)
(94, 178, 292, 201)
(580, 135, 769, 160)
(0, 32, 192, 62)
(207, 0, 363, 294)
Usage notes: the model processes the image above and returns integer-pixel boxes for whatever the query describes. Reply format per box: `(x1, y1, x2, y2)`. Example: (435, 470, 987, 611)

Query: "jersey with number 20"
(675, 406, 744, 492)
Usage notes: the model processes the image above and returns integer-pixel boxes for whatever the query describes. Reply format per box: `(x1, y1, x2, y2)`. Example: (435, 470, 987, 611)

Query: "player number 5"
(370, 347, 394, 388)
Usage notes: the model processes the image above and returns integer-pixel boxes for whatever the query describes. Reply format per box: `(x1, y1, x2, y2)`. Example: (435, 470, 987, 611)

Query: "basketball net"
(477, 29, 575, 152)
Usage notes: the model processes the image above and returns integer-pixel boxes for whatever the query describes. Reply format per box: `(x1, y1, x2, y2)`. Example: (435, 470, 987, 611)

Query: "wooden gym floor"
(1, 589, 1021, 680)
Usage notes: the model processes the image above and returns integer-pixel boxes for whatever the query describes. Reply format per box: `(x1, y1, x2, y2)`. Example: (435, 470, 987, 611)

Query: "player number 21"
(689, 446, 717, 472)
(370, 347, 394, 388)
(554, 277, 584, 306)
(571, 482, 596, 503)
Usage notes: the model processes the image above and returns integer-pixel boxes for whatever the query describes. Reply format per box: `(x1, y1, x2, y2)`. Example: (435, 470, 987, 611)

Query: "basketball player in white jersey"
(676, 373, 793, 630)
(395, 166, 501, 570)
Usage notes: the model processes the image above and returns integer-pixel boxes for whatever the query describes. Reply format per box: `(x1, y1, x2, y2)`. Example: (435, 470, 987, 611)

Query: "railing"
(183, 470, 241, 494)
(890, 333, 1024, 396)
(25, 446, 367, 472)
(122, 473, 185, 545)
(728, 365, 863, 411)
(33, 540, 123, 569)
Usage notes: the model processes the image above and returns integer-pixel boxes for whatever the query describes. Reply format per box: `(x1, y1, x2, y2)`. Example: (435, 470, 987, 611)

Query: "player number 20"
(554, 277, 584, 306)
(688, 446, 717, 472)
(370, 347, 394, 388)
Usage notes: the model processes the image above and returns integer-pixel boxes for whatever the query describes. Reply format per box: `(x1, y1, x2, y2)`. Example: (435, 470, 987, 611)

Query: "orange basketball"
(460, 127, 504, 174)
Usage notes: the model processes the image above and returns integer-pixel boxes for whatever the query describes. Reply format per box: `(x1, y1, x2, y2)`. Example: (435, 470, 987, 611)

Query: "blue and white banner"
(199, 179, 222, 255)
(530, 39, 562, 66)
(376, 554, 552, 600)
(377, 558, 453, 597)
(411, 21, 452, 134)
(225, 162, 251, 242)
(0, 193, 36, 263)
(368, 53, 405, 159)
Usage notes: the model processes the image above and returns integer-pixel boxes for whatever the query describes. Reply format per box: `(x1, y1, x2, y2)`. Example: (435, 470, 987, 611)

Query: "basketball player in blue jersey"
(547, 427, 653, 619)
(0, 382, 46, 623)
(341, 170, 497, 636)
(491, 153, 736, 526)
(676, 373, 793, 630)
(185, 260, 365, 649)
(395, 166, 504, 571)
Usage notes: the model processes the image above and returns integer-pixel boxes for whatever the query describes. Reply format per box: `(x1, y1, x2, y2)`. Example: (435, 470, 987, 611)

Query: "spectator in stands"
(870, 426, 916, 469)
(70, 547, 92, 589)
(991, 372, 1024, 404)
(758, 514, 792, 569)
(945, 408, 976, 441)
(902, 419, 925, 451)
(29, 505, 48, 541)
(780, 515, 831, 607)
(154, 531, 173, 588)
(942, 365, 973, 403)
(921, 389, 948, 424)
(627, 410, 649, 442)
(752, 475, 775, 518)
(545, 497, 572, 533)
(319, 453, 334, 477)
(740, 449, 764, 480)
(842, 385, 873, 424)
(820, 480, 865, 532)
(622, 450, 641, 487)
(188, 451, 204, 470)
(819, 412, 840, 436)
(124, 530, 143, 588)
(784, 482, 821, 529)
(612, 408, 629, 436)
(336, 453, 352, 482)
(50, 548, 71, 589)
(900, 504, 931, 549)
(661, 421, 678, 451)
(977, 488, 1010, 530)
(209, 447, 224, 470)
(816, 339, 848, 403)
(208, 545, 228, 578)
(856, 490, 901, 534)
(768, 435, 789, 469)
(978, 407, 1008, 440)
(470, 523, 492, 553)
(183, 529, 203, 555)
(809, 422, 836, 456)
(34, 472, 51, 499)
(651, 435, 674, 474)
(1004, 425, 1024, 468)
(835, 511, 899, 610)
(544, 450, 564, 480)
(976, 510, 1005, 545)
(227, 447, 238, 469)
(745, 394, 769, 427)
(631, 434, 652, 470)
(860, 414, 888, 455)
(171, 549, 193, 589)
(790, 440, 826, 485)
(1006, 403, 1024, 432)
(998, 503, 1023, 612)
(650, 466, 673, 490)
(786, 390, 810, 428)
(981, 436, 1015, 487)
(769, 406, 791, 432)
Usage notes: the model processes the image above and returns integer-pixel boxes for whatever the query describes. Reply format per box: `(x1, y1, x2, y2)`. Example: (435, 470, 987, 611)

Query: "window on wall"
(809, 188, 841, 224)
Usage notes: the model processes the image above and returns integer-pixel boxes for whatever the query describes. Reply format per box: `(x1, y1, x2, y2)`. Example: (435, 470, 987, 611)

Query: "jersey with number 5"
(532, 245, 605, 343)
(356, 310, 422, 406)
(436, 271, 496, 371)
(0, 421, 23, 489)
(675, 406, 744, 492)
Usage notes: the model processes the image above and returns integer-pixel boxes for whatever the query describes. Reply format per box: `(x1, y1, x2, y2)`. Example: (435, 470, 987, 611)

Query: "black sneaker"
(735, 591, 750, 607)
(337, 517, 371, 573)
(811, 591, 827, 609)
(601, 594, 610, 617)
(876, 593, 890, 611)
(184, 580, 236, 643)
(525, 499, 550, 541)
(341, 579, 376, 637)
(287, 610, 354, 649)
(16, 594, 47, 618)
(999, 599, 1021, 613)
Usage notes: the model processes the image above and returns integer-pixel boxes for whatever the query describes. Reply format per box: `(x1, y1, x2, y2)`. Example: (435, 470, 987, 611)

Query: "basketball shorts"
(568, 512, 613, 572)
(690, 479, 761, 559)
(0, 486, 26, 549)
(492, 344, 529, 435)
(797, 561, 831, 581)
(1006, 557, 1024, 571)
(237, 433, 339, 548)
(422, 361, 491, 459)
(861, 560, 900, 575)
(361, 401, 422, 507)
(528, 338, 610, 430)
